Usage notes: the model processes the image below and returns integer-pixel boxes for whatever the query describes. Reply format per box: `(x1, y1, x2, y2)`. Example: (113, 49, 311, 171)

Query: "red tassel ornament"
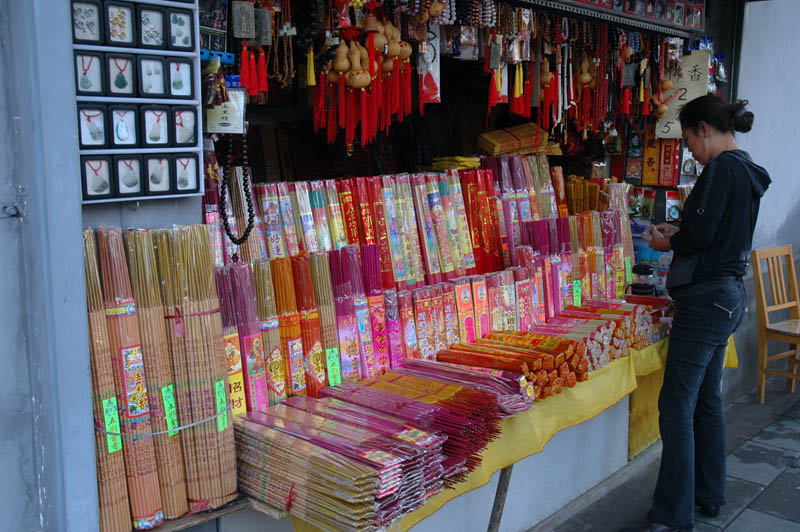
(248, 51, 258, 95)
(338, 75, 346, 129)
(240, 42, 250, 89)
(419, 72, 425, 116)
(258, 47, 268, 95)
(327, 82, 337, 144)
(488, 71, 498, 109)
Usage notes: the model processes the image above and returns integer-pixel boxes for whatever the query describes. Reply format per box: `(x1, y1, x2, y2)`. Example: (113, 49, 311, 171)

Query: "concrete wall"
(721, 0, 800, 402)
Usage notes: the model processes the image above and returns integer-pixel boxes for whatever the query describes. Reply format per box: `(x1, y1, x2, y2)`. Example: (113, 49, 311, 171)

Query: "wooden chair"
(752, 245, 800, 403)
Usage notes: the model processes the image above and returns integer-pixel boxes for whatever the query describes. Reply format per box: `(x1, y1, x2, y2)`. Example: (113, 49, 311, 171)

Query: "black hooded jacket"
(669, 149, 771, 283)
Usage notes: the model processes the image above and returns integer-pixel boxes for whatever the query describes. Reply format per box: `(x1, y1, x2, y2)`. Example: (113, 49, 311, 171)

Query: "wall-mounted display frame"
(143, 155, 173, 195)
(137, 5, 166, 50)
(172, 106, 197, 147)
(172, 153, 200, 193)
(74, 51, 105, 96)
(141, 105, 171, 147)
(106, 52, 136, 96)
(77, 103, 108, 149)
(72, 0, 104, 45)
(81, 155, 114, 200)
(113, 155, 143, 197)
(109, 104, 139, 148)
(104, 1, 136, 47)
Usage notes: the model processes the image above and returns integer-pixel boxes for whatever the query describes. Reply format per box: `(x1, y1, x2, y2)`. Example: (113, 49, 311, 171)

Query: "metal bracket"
(1, 204, 21, 218)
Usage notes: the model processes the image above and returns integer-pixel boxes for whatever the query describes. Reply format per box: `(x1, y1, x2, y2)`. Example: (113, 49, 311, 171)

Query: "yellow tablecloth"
(628, 336, 738, 459)
(292, 354, 638, 532)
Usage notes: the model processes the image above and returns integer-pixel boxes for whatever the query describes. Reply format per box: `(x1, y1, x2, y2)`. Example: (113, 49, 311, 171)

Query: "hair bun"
(731, 100, 754, 133)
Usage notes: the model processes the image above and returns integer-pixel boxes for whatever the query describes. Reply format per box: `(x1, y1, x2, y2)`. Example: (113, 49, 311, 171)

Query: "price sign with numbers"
(657, 50, 710, 139)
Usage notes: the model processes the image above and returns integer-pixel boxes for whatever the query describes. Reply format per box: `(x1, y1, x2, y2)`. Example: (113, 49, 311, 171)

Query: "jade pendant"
(116, 121, 129, 141)
(172, 79, 183, 91)
(150, 167, 163, 185)
(178, 170, 188, 189)
(80, 74, 92, 90)
(122, 170, 138, 188)
(114, 72, 128, 89)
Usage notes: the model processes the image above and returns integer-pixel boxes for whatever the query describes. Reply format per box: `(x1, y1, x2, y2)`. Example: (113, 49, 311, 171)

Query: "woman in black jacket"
(626, 95, 771, 532)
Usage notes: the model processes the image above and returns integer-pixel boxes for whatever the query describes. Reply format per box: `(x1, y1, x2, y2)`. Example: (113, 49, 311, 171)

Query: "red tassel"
(346, 88, 356, 147)
(338, 75, 346, 129)
(419, 72, 424, 116)
(327, 83, 337, 144)
(582, 86, 591, 127)
(622, 87, 631, 115)
(488, 71, 498, 109)
(248, 51, 258, 95)
(370, 85, 378, 141)
(392, 58, 400, 116)
(361, 88, 368, 146)
(258, 47, 268, 94)
(240, 43, 250, 89)
(642, 89, 650, 116)
(383, 73, 392, 133)
(403, 61, 412, 118)
(314, 74, 326, 131)
(368, 33, 376, 78)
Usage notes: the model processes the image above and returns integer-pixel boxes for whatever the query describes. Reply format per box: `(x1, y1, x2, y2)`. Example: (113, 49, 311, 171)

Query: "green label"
(325, 347, 342, 387)
(214, 379, 228, 431)
(573, 280, 582, 307)
(102, 397, 122, 454)
(161, 384, 179, 437)
(625, 257, 633, 284)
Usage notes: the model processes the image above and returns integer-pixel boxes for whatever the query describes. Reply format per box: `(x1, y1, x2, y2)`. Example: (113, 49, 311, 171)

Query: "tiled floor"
(547, 376, 800, 532)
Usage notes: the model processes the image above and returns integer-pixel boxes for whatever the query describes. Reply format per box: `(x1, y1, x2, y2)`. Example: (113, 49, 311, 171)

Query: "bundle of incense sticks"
(309, 252, 343, 387)
(324, 179, 348, 250)
(291, 254, 327, 397)
(451, 277, 476, 344)
(497, 156, 521, 265)
(384, 289, 405, 369)
(230, 262, 270, 411)
(609, 182, 634, 261)
(591, 211, 607, 301)
(255, 183, 288, 259)
(271, 257, 306, 397)
(398, 359, 535, 415)
(600, 210, 619, 300)
(545, 218, 564, 316)
(580, 212, 596, 302)
(381, 176, 408, 290)
(514, 246, 544, 326)
(397, 290, 419, 360)
(441, 283, 460, 348)
(397, 174, 426, 288)
(445, 169, 477, 275)
(329, 249, 362, 382)
(471, 275, 490, 339)
(425, 173, 457, 280)
(96, 227, 164, 530)
(215, 269, 247, 417)
(235, 418, 385, 531)
(436, 173, 462, 277)
(230, 167, 268, 262)
(294, 181, 319, 253)
(429, 284, 446, 354)
(154, 225, 237, 511)
(309, 181, 333, 252)
(344, 245, 378, 378)
(84, 230, 132, 532)
(556, 217, 575, 307)
(252, 260, 287, 405)
(125, 229, 187, 519)
(362, 244, 391, 374)
(413, 287, 434, 360)
(288, 184, 306, 252)
(550, 165, 568, 217)
(355, 177, 377, 246)
(499, 270, 517, 332)
(485, 273, 503, 333)
(479, 164, 508, 270)
(460, 170, 489, 274)
(203, 179, 225, 267)
(513, 267, 533, 333)
(276, 182, 301, 256)
(560, 306, 633, 358)
(412, 173, 442, 284)
(367, 176, 395, 290)
(336, 178, 361, 247)
(510, 156, 534, 227)
(532, 318, 613, 371)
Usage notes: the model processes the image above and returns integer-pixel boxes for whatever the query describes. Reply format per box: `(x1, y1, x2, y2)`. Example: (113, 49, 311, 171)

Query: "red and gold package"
(336, 178, 361, 246)
(367, 176, 395, 290)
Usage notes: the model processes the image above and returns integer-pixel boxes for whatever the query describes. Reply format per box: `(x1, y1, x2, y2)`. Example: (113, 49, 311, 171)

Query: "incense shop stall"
(71, 1, 745, 531)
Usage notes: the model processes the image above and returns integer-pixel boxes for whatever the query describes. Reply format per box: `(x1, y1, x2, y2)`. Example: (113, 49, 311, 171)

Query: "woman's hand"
(648, 235, 672, 252)
(652, 223, 679, 236)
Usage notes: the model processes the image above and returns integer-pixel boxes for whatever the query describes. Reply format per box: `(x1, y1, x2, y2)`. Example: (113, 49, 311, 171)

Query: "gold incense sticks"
(309, 252, 342, 387)
(253, 260, 288, 406)
(96, 226, 164, 530)
(84, 229, 132, 532)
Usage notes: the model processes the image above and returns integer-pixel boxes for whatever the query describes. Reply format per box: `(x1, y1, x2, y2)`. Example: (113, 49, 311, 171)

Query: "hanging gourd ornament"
(334, 41, 351, 73)
(579, 55, 592, 86)
(429, 1, 446, 17)
(326, 60, 339, 83)
(347, 68, 371, 88)
(650, 88, 678, 119)
(540, 57, 553, 88)
(622, 44, 634, 62)
(660, 78, 673, 91)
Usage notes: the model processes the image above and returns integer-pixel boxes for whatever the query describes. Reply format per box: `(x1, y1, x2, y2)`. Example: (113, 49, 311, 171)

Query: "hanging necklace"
(82, 110, 103, 140)
(175, 111, 194, 144)
(177, 157, 191, 188)
(220, 134, 255, 247)
(121, 159, 138, 188)
(114, 110, 130, 141)
(148, 110, 165, 142)
(87, 160, 109, 193)
(79, 56, 95, 90)
(150, 158, 166, 185)
(172, 62, 184, 91)
(112, 58, 129, 89)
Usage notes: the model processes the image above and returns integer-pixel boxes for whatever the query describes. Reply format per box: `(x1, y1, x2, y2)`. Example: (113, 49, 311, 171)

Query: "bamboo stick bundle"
(292, 254, 327, 397)
(609, 182, 634, 261)
(96, 226, 164, 530)
(272, 257, 307, 397)
(84, 229, 132, 532)
(309, 252, 342, 387)
(154, 226, 237, 512)
(253, 260, 288, 405)
(215, 268, 248, 415)
(125, 229, 188, 520)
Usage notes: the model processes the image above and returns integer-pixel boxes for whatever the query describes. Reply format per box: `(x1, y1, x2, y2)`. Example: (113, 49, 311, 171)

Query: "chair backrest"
(751, 245, 800, 330)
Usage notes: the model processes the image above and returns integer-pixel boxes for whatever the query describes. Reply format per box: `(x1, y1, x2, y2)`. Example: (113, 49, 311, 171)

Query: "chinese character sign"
(657, 50, 710, 139)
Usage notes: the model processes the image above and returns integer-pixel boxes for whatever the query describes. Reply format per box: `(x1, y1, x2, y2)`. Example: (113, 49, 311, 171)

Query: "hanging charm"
(116, 120, 129, 141)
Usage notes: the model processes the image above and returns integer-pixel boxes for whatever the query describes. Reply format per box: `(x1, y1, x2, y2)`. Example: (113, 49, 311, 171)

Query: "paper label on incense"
(242, 332, 269, 411)
(616, 269, 626, 299)
(399, 306, 419, 359)
(305, 340, 327, 390)
(160, 385, 179, 437)
(286, 337, 306, 394)
(133, 510, 164, 530)
(455, 283, 476, 344)
(386, 319, 404, 369)
(223, 332, 247, 416)
(105, 299, 136, 317)
(214, 379, 228, 431)
(625, 257, 633, 284)
(102, 397, 122, 454)
(472, 279, 490, 339)
(394, 427, 434, 447)
(450, 180, 477, 270)
(442, 290, 459, 347)
(501, 284, 517, 332)
(277, 188, 300, 256)
(354, 301, 378, 378)
(337, 314, 362, 382)
(261, 189, 287, 258)
(265, 344, 286, 398)
(573, 280, 582, 307)
(367, 296, 391, 375)
(325, 347, 342, 386)
(120, 345, 149, 419)
(383, 186, 407, 283)
(516, 280, 533, 332)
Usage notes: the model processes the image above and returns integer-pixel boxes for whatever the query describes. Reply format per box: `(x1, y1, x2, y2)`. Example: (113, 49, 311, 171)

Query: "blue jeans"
(650, 277, 745, 530)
